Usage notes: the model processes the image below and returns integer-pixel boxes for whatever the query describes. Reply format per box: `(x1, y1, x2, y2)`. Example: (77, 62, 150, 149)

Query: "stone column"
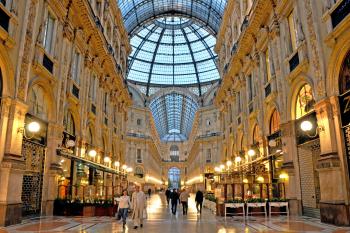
(280, 120, 302, 216)
(41, 123, 64, 216)
(314, 97, 350, 225)
(0, 100, 27, 226)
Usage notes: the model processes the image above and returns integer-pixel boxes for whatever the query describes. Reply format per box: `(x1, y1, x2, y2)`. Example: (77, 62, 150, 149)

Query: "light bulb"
(248, 149, 256, 157)
(104, 156, 111, 163)
(27, 121, 40, 133)
(226, 160, 232, 167)
(88, 149, 97, 157)
(114, 161, 120, 167)
(300, 120, 313, 132)
(235, 156, 242, 163)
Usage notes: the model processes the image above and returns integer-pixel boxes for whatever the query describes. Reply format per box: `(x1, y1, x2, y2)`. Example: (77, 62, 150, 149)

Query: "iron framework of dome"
(117, 0, 227, 142)
(149, 92, 198, 141)
(126, 16, 220, 96)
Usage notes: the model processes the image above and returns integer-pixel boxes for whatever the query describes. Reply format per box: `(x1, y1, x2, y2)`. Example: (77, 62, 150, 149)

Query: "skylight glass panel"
(125, 15, 221, 96)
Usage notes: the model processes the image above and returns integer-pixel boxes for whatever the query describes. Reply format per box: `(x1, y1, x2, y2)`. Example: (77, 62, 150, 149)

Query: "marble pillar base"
(288, 199, 302, 216)
(0, 203, 22, 226)
(320, 202, 350, 226)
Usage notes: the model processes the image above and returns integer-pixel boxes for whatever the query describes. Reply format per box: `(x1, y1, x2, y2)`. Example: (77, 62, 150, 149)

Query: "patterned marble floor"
(2, 194, 350, 233)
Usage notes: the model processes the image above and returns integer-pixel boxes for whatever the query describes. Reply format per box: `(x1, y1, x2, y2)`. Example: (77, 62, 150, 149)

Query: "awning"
(57, 149, 125, 176)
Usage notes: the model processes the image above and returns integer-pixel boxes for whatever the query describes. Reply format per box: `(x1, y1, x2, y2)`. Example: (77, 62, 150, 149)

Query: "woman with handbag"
(117, 190, 131, 228)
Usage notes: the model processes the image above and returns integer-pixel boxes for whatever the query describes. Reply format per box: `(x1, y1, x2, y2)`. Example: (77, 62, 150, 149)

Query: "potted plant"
(83, 199, 95, 217)
(53, 198, 68, 216)
(269, 198, 289, 216)
(204, 194, 217, 212)
(224, 199, 245, 216)
(70, 198, 83, 216)
(246, 198, 267, 216)
(94, 199, 114, 216)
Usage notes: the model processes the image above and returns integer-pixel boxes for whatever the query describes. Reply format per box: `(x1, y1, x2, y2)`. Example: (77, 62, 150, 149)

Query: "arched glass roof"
(118, 0, 227, 36)
(149, 91, 198, 142)
(127, 16, 220, 96)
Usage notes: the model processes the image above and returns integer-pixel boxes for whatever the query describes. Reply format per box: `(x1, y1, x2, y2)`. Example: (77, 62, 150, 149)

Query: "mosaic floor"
(2, 194, 350, 233)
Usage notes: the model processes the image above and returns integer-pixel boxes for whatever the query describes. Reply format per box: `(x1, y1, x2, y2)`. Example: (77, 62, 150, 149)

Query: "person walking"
(170, 188, 180, 215)
(195, 190, 204, 214)
(179, 189, 189, 215)
(131, 186, 147, 229)
(148, 188, 152, 198)
(117, 190, 131, 228)
(165, 188, 171, 206)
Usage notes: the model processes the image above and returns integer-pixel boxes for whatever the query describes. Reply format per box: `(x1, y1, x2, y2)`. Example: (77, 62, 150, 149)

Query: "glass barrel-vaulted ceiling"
(127, 16, 219, 96)
(118, 0, 227, 36)
(117, 0, 227, 142)
(149, 92, 199, 141)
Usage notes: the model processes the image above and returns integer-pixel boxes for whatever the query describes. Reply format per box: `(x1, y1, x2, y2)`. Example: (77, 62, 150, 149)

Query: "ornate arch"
(0, 43, 15, 98)
(326, 32, 350, 96)
(286, 75, 315, 121)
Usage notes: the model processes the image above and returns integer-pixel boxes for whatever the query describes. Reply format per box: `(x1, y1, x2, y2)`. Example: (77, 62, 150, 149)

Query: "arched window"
(29, 85, 48, 120)
(295, 84, 315, 119)
(270, 109, 280, 134)
(170, 145, 179, 162)
(64, 111, 75, 136)
(252, 125, 260, 144)
(339, 51, 350, 95)
(87, 127, 93, 145)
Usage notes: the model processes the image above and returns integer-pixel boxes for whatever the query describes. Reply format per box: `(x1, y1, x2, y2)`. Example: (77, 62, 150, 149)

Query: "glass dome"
(127, 16, 220, 96)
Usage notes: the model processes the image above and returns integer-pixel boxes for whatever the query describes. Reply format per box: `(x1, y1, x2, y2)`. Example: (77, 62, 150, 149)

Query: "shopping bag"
(143, 209, 148, 219)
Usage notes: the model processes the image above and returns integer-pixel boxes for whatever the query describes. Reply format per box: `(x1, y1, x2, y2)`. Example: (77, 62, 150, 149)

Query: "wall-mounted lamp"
(247, 149, 256, 157)
(279, 173, 288, 180)
(126, 167, 133, 173)
(88, 149, 97, 157)
(300, 120, 324, 137)
(214, 166, 221, 172)
(18, 121, 41, 139)
(122, 164, 127, 170)
(226, 160, 232, 167)
(104, 156, 111, 163)
(114, 161, 120, 167)
(243, 178, 248, 183)
(235, 156, 242, 163)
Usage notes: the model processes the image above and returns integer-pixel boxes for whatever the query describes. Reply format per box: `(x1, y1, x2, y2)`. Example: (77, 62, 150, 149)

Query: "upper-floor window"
(247, 75, 254, 102)
(89, 74, 97, 102)
(113, 107, 118, 125)
(71, 50, 80, 85)
(339, 50, 350, 95)
(103, 92, 108, 114)
(265, 48, 272, 82)
(206, 148, 212, 163)
(43, 12, 55, 54)
(237, 91, 241, 113)
(287, 10, 297, 51)
(170, 145, 179, 162)
(136, 149, 142, 163)
(64, 111, 75, 136)
(137, 118, 142, 126)
(206, 119, 211, 126)
(270, 109, 280, 134)
(295, 83, 315, 119)
(29, 85, 48, 121)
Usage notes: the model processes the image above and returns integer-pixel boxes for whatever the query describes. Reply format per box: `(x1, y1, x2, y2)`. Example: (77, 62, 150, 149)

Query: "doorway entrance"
(168, 167, 181, 189)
